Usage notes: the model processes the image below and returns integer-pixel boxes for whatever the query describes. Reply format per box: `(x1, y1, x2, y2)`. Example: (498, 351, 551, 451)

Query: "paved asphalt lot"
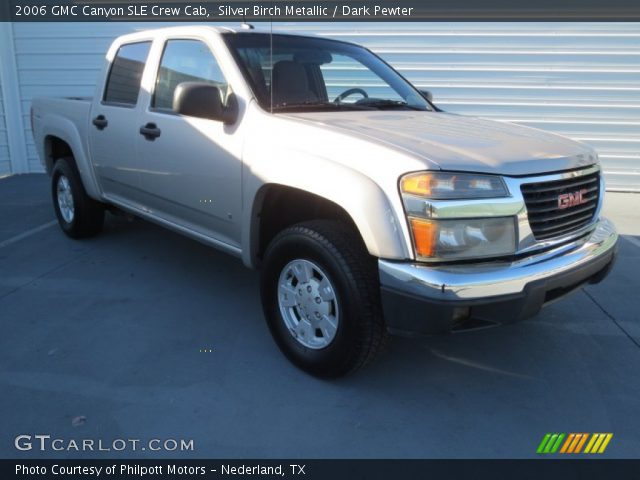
(1, 174, 639, 459)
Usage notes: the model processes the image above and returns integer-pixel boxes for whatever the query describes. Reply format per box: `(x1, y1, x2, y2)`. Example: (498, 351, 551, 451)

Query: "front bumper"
(379, 217, 618, 336)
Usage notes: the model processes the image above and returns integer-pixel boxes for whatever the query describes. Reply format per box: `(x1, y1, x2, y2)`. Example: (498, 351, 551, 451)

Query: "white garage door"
(5, 22, 640, 190)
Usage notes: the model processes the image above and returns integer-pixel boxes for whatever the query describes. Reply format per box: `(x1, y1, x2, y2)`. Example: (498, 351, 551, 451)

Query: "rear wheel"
(51, 157, 104, 238)
(261, 220, 387, 377)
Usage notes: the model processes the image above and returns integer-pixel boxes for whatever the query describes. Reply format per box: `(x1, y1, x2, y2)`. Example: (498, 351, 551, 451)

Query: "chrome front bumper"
(379, 217, 618, 335)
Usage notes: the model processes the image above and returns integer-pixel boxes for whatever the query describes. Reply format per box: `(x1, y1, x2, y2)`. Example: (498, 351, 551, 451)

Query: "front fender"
(241, 153, 411, 268)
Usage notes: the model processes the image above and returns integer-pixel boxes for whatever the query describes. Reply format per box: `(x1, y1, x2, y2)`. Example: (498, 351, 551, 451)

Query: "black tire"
(260, 220, 387, 377)
(51, 157, 104, 238)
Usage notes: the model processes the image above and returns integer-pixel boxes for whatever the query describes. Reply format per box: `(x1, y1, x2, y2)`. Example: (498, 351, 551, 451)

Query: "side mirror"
(419, 89, 433, 102)
(173, 82, 238, 125)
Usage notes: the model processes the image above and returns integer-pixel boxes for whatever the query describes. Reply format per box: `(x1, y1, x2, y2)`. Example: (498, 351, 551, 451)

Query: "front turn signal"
(409, 217, 436, 258)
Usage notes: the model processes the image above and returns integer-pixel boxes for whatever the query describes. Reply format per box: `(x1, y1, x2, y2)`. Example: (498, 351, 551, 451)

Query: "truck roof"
(114, 25, 318, 44)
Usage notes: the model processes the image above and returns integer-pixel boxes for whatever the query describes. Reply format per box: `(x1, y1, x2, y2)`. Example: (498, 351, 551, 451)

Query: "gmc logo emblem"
(558, 189, 588, 209)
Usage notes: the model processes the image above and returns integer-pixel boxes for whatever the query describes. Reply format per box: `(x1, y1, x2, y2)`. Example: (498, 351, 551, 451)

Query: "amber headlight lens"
(401, 172, 508, 199)
(409, 217, 516, 261)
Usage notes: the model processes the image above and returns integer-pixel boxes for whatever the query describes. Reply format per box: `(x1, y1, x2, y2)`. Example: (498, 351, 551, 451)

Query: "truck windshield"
(223, 33, 431, 112)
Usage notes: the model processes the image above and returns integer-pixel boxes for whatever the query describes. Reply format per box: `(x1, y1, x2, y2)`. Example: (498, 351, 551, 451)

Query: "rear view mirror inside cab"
(293, 50, 333, 65)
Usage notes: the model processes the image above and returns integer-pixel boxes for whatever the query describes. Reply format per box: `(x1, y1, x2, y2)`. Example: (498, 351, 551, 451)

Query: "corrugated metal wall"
(6, 22, 640, 190)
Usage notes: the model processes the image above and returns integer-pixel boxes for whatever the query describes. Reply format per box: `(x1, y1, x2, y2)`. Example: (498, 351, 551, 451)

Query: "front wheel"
(260, 220, 387, 377)
(51, 157, 105, 238)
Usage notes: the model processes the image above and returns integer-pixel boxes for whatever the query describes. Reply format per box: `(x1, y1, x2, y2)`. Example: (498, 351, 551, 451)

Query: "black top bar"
(3, 0, 640, 22)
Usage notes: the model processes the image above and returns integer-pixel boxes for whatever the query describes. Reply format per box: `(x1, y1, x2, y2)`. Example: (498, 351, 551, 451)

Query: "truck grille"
(521, 169, 600, 241)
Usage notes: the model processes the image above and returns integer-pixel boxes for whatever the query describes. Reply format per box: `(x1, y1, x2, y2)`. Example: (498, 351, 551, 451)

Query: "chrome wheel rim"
(56, 175, 75, 223)
(277, 259, 339, 349)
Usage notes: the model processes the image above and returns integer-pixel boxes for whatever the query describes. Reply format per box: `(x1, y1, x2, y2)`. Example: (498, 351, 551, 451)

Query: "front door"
(135, 38, 243, 247)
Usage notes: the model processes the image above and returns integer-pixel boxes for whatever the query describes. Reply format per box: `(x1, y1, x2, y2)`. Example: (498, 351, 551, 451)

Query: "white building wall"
(0, 75, 9, 177)
(3, 22, 640, 190)
(0, 22, 24, 177)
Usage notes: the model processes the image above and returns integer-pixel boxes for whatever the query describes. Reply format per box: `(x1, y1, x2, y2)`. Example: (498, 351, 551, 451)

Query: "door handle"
(139, 123, 161, 140)
(92, 115, 108, 130)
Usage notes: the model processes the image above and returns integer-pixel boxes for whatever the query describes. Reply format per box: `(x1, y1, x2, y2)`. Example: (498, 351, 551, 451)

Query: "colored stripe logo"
(537, 433, 613, 454)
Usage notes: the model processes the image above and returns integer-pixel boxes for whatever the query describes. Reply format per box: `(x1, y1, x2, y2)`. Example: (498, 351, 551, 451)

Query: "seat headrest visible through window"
(271, 60, 318, 106)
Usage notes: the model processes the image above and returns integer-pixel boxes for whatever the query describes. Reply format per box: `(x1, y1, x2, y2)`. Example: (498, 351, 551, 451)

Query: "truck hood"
(281, 111, 597, 176)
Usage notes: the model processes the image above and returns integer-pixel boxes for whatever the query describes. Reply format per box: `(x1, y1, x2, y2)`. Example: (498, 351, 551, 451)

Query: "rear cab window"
(103, 41, 152, 106)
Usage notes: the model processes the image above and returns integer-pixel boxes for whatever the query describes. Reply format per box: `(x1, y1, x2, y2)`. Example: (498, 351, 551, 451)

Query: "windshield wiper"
(354, 99, 423, 110)
(271, 101, 369, 111)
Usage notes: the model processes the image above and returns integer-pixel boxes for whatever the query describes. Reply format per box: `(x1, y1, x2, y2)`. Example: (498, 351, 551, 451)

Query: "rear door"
(135, 37, 243, 247)
(89, 41, 151, 203)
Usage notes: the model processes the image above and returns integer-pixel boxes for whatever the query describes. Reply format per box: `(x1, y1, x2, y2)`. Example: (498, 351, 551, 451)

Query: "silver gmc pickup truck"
(32, 26, 618, 377)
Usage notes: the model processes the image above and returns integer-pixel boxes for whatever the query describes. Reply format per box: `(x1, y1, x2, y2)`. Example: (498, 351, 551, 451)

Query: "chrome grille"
(521, 170, 600, 241)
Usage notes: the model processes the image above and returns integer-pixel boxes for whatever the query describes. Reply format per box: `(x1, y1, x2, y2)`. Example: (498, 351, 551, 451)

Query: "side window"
(153, 39, 228, 111)
(103, 41, 151, 105)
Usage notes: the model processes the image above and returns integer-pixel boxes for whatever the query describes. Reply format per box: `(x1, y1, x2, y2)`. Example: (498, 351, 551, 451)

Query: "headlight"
(401, 172, 508, 199)
(400, 171, 515, 261)
(409, 217, 516, 261)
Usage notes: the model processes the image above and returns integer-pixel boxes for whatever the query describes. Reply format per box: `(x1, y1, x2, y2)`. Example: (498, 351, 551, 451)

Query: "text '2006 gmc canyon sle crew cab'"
(32, 26, 618, 377)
